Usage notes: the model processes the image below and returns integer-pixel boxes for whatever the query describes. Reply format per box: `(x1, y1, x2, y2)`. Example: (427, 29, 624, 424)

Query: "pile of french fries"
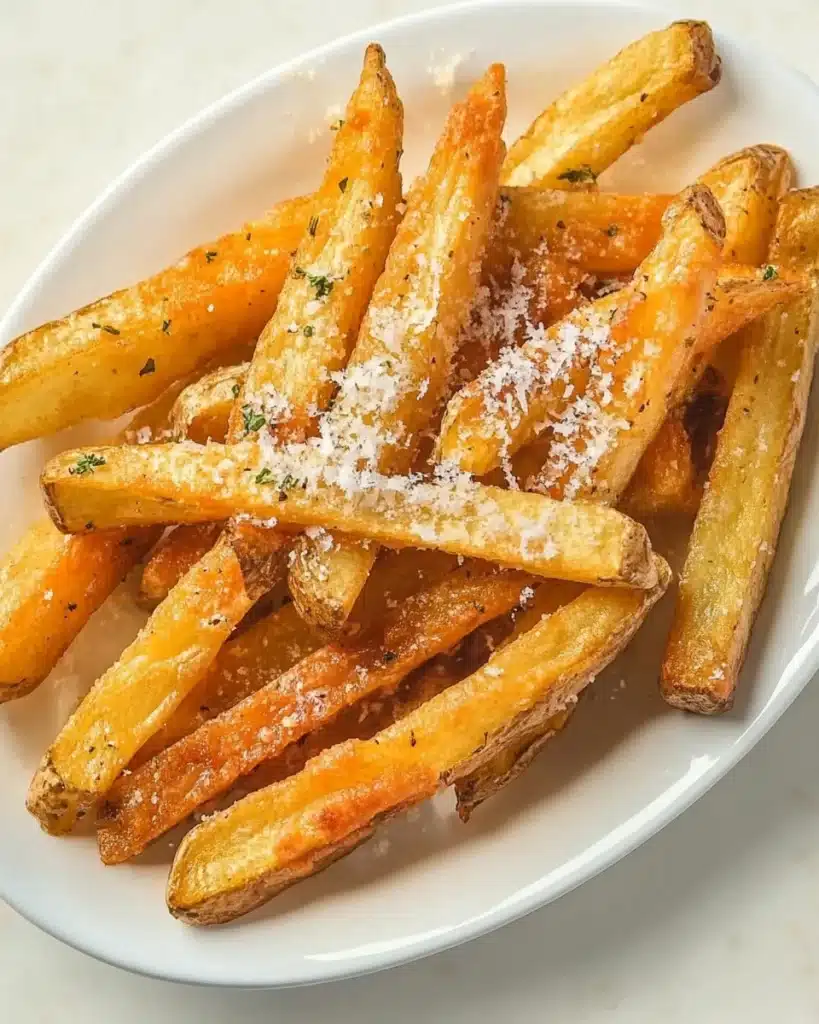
(1, 21, 817, 925)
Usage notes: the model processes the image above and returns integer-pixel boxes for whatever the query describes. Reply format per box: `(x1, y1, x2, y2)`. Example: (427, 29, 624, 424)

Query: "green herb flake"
(763, 264, 778, 280)
(242, 405, 266, 435)
(338, 177, 349, 193)
(92, 322, 121, 335)
(231, 383, 241, 398)
(139, 357, 156, 376)
(255, 467, 274, 485)
(205, 250, 218, 263)
(605, 224, 619, 237)
(308, 215, 319, 237)
(307, 273, 333, 299)
(557, 165, 598, 185)
(161, 319, 171, 334)
(69, 453, 106, 476)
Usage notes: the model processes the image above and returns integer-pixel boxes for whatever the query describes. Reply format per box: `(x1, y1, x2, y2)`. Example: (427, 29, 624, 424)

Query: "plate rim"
(2, 0, 819, 989)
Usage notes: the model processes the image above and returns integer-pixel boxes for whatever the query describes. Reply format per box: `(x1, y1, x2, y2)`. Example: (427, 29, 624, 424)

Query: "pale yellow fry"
(661, 189, 819, 713)
(289, 64, 506, 633)
(166, 557, 669, 925)
(502, 20, 720, 187)
(41, 439, 656, 590)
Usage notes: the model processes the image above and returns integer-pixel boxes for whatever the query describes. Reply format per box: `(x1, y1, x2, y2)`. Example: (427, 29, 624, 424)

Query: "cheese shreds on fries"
(502, 21, 720, 187)
(165, 557, 669, 924)
(8, 20, 819, 932)
(289, 63, 506, 633)
(661, 189, 819, 712)
(26, 44, 405, 834)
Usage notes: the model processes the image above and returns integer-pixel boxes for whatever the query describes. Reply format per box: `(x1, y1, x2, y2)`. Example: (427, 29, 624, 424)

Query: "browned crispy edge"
(26, 753, 95, 835)
(451, 557, 672, 818)
(677, 20, 722, 90)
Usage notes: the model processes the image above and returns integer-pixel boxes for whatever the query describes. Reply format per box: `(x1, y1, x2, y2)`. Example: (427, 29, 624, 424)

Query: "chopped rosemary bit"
(763, 264, 778, 280)
(557, 165, 597, 184)
(69, 453, 106, 476)
(231, 383, 241, 398)
(139, 358, 156, 376)
(307, 273, 333, 299)
(308, 215, 319, 236)
(161, 319, 171, 334)
(92, 322, 120, 335)
(205, 250, 218, 263)
(255, 467, 274, 485)
(242, 405, 266, 434)
(338, 177, 348, 193)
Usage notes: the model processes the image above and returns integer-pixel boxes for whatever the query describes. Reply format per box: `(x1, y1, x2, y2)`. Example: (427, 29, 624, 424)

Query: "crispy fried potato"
(661, 189, 819, 713)
(135, 548, 456, 764)
(27, 46, 404, 836)
(41, 440, 657, 589)
(497, 188, 670, 273)
(0, 197, 311, 450)
(98, 563, 530, 864)
(171, 362, 246, 444)
(438, 186, 725, 479)
(289, 64, 506, 634)
(165, 557, 669, 924)
(0, 381, 189, 703)
(621, 365, 729, 518)
(137, 523, 223, 608)
(502, 21, 720, 188)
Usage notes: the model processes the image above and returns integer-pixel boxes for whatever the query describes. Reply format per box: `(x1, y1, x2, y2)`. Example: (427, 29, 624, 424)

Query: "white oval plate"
(2, 0, 819, 989)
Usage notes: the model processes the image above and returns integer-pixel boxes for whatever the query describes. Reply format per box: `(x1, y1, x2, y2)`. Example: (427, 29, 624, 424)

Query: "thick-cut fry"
(289, 64, 506, 633)
(165, 557, 669, 924)
(171, 363, 247, 444)
(621, 365, 729, 518)
(97, 564, 532, 864)
(0, 197, 312, 450)
(662, 189, 819, 713)
(0, 381, 188, 703)
(496, 188, 670, 273)
(27, 45, 405, 836)
(138, 523, 223, 608)
(135, 548, 456, 764)
(438, 186, 726, 478)
(41, 440, 658, 589)
(502, 21, 720, 188)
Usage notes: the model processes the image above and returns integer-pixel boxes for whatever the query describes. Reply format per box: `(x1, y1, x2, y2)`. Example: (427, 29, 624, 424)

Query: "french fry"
(171, 362, 247, 444)
(165, 557, 669, 924)
(137, 523, 223, 608)
(135, 548, 456, 764)
(289, 63, 507, 633)
(41, 440, 658, 589)
(502, 21, 720, 188)
(438, 186, 726, 478)
(97, 563, 532, 864)
(0, 381, 187, 703)
(621, 366, 729, 518)
(661, 189, 819, 712)
(27, 45, 405, 836)
(0, 197, 312, 450)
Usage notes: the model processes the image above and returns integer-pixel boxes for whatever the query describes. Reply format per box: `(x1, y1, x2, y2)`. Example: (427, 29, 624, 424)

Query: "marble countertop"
(2, 1, 819, 1020)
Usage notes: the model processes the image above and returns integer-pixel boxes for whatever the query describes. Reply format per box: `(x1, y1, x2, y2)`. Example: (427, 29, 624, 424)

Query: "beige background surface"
(2, 1, 819, 1020)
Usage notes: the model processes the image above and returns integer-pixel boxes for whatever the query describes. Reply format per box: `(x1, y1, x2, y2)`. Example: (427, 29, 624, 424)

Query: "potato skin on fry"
(662, 189, 819, 712)
(502, 21, 720, 187)
(165, 557, 668, 924)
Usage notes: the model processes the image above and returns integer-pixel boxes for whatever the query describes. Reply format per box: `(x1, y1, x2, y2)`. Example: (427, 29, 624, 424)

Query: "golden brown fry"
(621, 366, 729, 518)
(289, 64, 507, 633)
(0, 197, 312, 450)
(41, 440, 657, 589)
(98, 564, 531, 864)
(171, 363, 246, 444)
(661, 189, 819, 713)
(502, 21, 720, 187)
(135, 548, 455, 764)
(0, 382, 186, 703)
(165, 557, 669, 924)
(438, 186, 725, 479)
(27, 45, 405, 836)
(137, 523, 223, 608)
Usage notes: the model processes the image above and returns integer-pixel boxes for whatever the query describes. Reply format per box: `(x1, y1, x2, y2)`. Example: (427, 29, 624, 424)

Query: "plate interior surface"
(2, 0, 819, 988)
